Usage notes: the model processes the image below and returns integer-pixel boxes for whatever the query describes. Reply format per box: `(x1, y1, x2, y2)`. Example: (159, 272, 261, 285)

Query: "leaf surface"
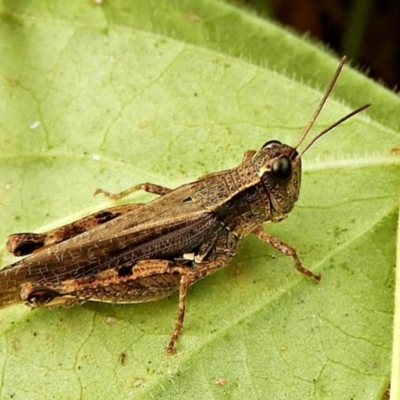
(0, 1, 399, 399)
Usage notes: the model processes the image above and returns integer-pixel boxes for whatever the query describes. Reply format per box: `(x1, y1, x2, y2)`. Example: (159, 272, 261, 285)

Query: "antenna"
(292, 56, 370, 156)
(298, 103, 371, 157)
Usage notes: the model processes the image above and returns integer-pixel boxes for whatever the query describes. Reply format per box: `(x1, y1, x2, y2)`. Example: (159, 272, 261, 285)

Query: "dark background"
(241, 0, 400, 89)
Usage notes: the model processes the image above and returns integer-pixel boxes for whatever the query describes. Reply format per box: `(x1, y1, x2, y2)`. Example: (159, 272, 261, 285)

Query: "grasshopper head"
(249, 58, 371, 217)
(252, 140, 301, 214)
(251, 103, 370, 216)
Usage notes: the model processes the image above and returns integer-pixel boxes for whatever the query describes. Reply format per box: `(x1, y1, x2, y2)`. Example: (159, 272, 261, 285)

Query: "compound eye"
(262, 140, 281, 149)
(271, 156, 291, 179)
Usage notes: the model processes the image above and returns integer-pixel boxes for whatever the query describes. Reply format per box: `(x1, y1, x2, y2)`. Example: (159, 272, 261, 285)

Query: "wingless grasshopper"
(0, 57, 370, 352)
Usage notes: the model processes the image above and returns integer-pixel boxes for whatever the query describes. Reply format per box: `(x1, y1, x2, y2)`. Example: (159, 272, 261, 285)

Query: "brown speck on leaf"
(131, 378, 146, 389)
(119, 352, 126, 365)
(12, 340, 22, 351)
(381, 384, 390, 400)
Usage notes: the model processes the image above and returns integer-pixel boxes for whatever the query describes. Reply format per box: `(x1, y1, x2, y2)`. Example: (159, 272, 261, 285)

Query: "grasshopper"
(0, 57, 370, 353)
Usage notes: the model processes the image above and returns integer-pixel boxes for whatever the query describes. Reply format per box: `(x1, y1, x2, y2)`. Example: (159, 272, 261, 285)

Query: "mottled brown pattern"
(0, 59, 369, 352)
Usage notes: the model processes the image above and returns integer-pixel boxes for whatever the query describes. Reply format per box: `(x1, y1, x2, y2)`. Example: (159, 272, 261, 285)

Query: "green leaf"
(0, 1, 399, 399)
